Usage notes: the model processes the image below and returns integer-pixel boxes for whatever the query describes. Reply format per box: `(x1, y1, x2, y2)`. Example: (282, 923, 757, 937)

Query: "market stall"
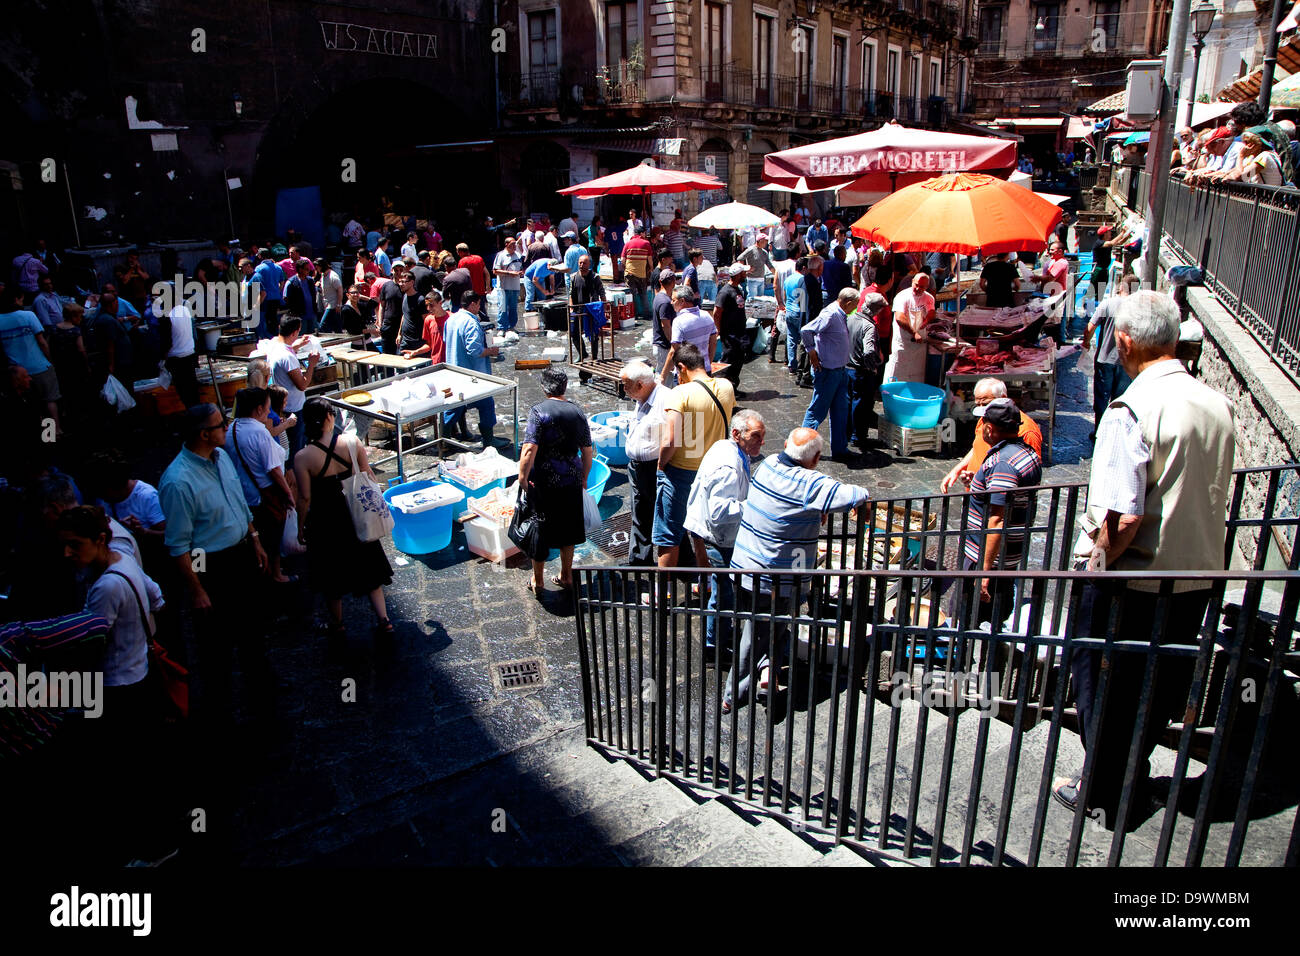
(850, 172, 1065, 461)
(322, 362, 520, 481)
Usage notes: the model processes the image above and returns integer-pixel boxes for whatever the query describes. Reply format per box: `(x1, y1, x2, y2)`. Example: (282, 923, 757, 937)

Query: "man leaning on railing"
(1053, 291, 1236, 825)
(721, 427, 870, 715)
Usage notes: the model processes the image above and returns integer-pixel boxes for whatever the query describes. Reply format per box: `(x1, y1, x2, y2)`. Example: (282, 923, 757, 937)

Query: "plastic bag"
(101, 375, 137, 413)
(339, 439, 393, 543)
(752, 324, 770, 354)
(281, 508, 306, 556)
(582, 490, 602, 533)
(156, 362, 173, 391)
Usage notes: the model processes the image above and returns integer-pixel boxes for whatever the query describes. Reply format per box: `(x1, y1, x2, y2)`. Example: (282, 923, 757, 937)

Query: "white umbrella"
(687, 201, 781, 230)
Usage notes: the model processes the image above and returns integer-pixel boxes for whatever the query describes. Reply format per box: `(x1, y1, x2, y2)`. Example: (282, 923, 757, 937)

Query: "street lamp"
(1035, 16, 1045, 31)
(1182, 2, 1216, 128)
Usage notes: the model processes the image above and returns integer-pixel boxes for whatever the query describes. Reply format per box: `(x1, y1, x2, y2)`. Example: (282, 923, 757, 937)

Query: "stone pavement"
(217, 319, 1100, 865)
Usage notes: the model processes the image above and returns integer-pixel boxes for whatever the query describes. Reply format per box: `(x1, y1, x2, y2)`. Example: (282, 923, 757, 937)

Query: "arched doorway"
(697, 137, 732, 209)
(747, 138, 777, 210)
(522, 140, 571, 220)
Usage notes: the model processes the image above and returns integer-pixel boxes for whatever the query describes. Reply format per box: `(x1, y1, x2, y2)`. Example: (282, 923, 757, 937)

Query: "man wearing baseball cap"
(712, 263, 749, 391)
(956, 397, 1042, 627)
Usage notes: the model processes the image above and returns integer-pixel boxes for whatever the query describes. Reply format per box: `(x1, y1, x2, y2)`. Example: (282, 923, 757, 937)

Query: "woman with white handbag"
(292, 398, 394, 638)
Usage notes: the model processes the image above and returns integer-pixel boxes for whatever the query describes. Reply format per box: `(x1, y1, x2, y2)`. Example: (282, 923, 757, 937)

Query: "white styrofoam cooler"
(464, 516, 520, 562)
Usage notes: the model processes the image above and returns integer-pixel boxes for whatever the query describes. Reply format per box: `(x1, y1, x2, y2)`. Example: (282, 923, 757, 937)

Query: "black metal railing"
(976, 36, 1006, 57)
(1161, 176, 1300, 386)
(573, 464, 1300, 866)
(502, 71, 561, 109)
(577, 66, 646, 106)
(699, 68, 854, 115)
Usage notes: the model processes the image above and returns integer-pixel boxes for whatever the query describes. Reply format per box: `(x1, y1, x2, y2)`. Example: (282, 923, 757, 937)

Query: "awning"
(1084, 88, 1127, 116)
(1216, 35, 1300, 102)
(1065, 115, 1092, 140)
(947, 118, 1022, 141)
(1173, 100, 1234, 128)
(577, 137, 659, 155)
(989, 117, 1065, 129)
(1280, 1, 1299, 32)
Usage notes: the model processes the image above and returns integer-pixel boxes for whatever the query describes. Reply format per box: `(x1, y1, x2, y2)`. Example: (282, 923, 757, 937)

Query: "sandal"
(551, 576, 573, 589)
(374, 618, 394, 635)
(527, 579, 545, 597)
(1052, 776, 1083, 812)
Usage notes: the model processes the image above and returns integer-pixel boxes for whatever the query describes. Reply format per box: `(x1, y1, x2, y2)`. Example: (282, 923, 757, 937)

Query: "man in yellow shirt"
(941, 378, 1043, 493)
(654, 343, 736, 570)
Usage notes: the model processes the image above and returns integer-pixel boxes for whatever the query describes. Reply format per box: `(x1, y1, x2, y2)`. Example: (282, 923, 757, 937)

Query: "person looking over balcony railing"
(1237, 128, 1285, 187)
(721, 426, 869, 714)
(1054, 290, 1236, 824)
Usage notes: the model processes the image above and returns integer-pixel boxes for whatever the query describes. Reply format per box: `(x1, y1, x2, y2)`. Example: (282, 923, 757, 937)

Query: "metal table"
(946, 348, 1057, 464)
(321, 362, 520, 481)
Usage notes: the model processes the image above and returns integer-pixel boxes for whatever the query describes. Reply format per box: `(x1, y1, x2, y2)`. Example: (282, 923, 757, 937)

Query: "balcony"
(503, 70, 561, 110)
(501, 66, 645, 113)
(975, 35, 1006, 57)
(699, 67, 853, 115)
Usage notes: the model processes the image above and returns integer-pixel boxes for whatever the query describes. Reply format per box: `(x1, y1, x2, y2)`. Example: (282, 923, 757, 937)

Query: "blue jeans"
(784, 313, 803, 369)
(745, 278, 763, 300)
(772, 249, 789, 261)
(1092, 361, 1132, 431)
(444, 397, 497, 435)
(700, 279, 717, 302)
(801, 365, 852, 457)
(704, 543, 735, 651)
(652, 464, 695, 549)
(497, 289, 520, 332)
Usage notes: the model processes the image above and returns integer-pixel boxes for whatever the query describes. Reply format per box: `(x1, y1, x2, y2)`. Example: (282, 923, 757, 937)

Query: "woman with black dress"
(518, 366, 594, 594)
(292, 398, 394, 636)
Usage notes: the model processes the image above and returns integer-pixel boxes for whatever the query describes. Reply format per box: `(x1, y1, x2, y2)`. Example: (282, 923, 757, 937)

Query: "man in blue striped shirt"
(723, 427, 870, 712)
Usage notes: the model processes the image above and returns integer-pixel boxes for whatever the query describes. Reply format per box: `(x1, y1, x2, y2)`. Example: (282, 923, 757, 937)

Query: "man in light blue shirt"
(524, 257, 558, 312)
(161, 403, 269, 731)
(781, 258, 809, 372)
(441, 292, 501, 443)
(32, 275, 63, 330)
(374, 237, 392, 277)
(252, 251, 285, 339)
(723, 426, 869, 712)
(800, 289, 858, 460)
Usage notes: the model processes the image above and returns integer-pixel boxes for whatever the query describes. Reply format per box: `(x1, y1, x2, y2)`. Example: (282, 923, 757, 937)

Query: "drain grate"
(497, 658, 545, 690)
(585, 511, 634, 562)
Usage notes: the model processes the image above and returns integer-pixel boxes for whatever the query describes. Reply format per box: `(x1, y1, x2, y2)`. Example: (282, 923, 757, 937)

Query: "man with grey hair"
(620, 360, 670, 566)
(684, 409, 767, 662)
(849, 290, 886, 445)
(1054, 290, 1235, 824)
(723, 426, 870, 712)
(800, 287, 861, 461)
(941, 377, 1043, 492)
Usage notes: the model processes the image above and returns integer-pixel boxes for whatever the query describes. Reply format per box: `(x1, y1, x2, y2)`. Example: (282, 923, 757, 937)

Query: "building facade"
(971, 0, 1172, 119)
(496, 0, 980, 224)
(1, 1, 494, 256)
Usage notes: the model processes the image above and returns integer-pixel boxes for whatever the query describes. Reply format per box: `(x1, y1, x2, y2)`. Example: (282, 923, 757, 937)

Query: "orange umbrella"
(850, 172, 1063, 255)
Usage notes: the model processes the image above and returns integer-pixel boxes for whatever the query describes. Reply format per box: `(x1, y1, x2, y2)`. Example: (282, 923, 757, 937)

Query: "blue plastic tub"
(587, 457, 611, 505)
(383, 479, 464, 554)
(880, 382, 945, 429)
(589, 411, 631, 466)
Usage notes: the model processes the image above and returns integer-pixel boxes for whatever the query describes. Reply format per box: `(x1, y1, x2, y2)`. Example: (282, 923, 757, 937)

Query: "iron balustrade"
(502, 71, 561, 109)
(1160, 176, 1300, 386)
(572, 464, 1300, 866)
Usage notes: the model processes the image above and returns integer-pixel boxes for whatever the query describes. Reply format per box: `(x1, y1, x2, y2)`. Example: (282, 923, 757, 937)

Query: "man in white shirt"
(661, 287, 717, 380)
(343, 218, 365, 250)
(684, 409, 766, 659)
(491, 236, 525, 333)
(314, 258, 345, 333)
(559, 215, 580, 240)
(400, 232, 418, 260)
(158, 297, 200, 408)
(623, 210, 644, 243)
(266, 314, 319, 452)
(543, 226, 562, 262)
(620, 361, 670, 567)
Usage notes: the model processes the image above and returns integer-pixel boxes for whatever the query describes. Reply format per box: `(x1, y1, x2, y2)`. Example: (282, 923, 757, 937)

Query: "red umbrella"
(763, 121, 1017, 193)
(558, 164, 726, 198)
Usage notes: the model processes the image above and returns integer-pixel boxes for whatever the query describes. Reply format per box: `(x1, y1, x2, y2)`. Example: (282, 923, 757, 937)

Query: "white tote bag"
(340, 437, 394, 543)
(582, 490, 602, 533)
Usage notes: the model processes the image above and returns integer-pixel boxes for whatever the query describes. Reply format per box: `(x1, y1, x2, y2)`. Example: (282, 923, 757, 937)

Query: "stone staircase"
(245, 689, 1294, 866)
